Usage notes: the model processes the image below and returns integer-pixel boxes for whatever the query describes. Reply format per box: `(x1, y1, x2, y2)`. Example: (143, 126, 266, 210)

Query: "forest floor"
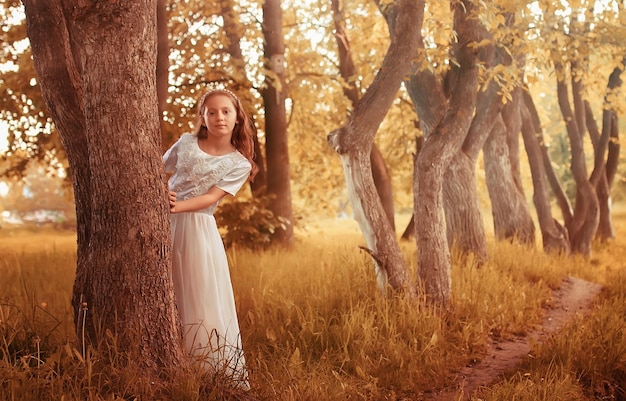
(423, 276, 604, 401)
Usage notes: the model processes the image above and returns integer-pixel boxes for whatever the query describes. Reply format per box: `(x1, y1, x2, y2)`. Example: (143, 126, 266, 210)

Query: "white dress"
(163, 133, 251, 387)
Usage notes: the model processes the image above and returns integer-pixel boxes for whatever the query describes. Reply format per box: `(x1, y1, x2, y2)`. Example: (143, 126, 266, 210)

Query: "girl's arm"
(169, 186, 228, 213)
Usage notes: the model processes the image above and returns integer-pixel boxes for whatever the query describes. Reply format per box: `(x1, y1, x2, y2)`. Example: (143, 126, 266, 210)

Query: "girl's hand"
(169, 191, 178, 213)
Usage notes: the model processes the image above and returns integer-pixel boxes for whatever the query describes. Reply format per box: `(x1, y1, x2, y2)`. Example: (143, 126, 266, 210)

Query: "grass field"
(1, 214, 625, 400)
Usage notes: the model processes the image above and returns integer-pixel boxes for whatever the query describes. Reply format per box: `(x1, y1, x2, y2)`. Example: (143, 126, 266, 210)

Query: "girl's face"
(201, 94, 238, 139)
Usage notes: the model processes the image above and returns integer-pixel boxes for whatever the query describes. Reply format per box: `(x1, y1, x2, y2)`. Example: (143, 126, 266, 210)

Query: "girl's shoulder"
(173, 133, 197, 150)
(179, 133, 196, 142)
(233, 150, 251, 167)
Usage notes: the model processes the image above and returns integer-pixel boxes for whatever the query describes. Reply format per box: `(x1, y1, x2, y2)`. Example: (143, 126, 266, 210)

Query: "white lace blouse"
(163, 134, 251, 215)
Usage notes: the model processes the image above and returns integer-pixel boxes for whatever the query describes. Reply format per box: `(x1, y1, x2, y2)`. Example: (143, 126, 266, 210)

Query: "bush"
(215, 195, 287, 250)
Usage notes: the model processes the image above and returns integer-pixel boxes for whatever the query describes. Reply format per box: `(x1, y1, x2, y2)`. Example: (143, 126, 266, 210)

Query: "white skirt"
(171, 212, 249, 388)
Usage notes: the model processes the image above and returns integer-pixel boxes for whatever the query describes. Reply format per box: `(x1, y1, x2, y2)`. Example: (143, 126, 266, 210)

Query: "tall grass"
(1, 219, 625, 400)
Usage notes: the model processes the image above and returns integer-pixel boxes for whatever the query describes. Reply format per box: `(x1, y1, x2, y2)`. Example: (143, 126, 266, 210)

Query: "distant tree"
(520, 89, 570, 253)
(481, 12, 535, 247)
(530, 2, 625, 255)
(22, 0, 183, 371)
(220, 0, 268, 194)
(262, 0, 295, 246)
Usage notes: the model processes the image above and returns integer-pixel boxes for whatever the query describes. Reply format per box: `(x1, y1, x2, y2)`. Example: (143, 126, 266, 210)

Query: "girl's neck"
(198, 136, 236, 156)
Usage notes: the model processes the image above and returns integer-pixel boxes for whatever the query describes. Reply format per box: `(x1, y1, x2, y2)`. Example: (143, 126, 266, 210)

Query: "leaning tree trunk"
(585, 59, 624, 241)
(585, 101, 614, 241)
(24, 0, 183, 370)
(518, 89, 570, 253)
(415, 0, 481, 306)
(262, 0, 295, 246)
(555, 61, 599, 256)
(376, 0, 447, 240)
(328, 0, 422, 295)
(332, 0, 395, 231)
(522, 90, 574, 227)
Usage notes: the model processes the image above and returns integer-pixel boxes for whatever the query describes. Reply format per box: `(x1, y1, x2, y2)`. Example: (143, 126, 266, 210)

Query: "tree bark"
(415, 0, 481, 305)
(23, 0, 183, 370)
(22, 0, 92, 338)
(485, 86, 536, 245)
(585, 100, 614, 241)
(522, 90, 574, 226)
(555, 61, 599, 256)
(442, 26, 501, 262)
(156, 0, 169, 147)
(518, 94, 570, 253)
(332, 0, 395, 232)
(484, 114, 536, 244)
(328, 0, 422, 294)
(585, 58, 624, 241)
(262, 0, 295, 246)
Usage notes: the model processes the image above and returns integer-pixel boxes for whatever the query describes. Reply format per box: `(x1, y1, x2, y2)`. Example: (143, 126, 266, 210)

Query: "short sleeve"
(216, 158, 252, 196)
(163, 136, 183, 173)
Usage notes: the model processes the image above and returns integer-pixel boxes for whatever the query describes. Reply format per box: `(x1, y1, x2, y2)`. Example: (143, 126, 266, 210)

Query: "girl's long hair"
(193, 89, 258, 181)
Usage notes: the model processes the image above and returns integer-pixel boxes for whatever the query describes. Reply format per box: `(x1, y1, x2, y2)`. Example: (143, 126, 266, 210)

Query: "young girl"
(163, 89, 256, 388)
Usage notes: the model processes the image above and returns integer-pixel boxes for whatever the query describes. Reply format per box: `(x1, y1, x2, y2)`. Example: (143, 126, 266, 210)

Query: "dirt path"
(423, 276, 603, 401)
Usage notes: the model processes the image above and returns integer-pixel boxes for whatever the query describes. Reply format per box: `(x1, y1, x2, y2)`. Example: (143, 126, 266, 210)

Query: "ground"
(424, 276, 603, 401)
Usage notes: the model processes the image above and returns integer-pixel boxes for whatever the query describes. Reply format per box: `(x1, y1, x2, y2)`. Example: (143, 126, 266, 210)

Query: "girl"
(163, 89, 256, 388)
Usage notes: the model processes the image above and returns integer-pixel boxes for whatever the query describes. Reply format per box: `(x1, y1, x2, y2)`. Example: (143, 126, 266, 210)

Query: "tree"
(220, 0, 268, 195)
(262, 0, 295, 246)
(328, 0, 422, 294)
(331, 0, 396, 231)
(530, 0, 625, 256)
(414, 0, 484, 305)
(481, 12, 536, 247)
(519, 88, 571, 252)
(22, 0, 183, 370)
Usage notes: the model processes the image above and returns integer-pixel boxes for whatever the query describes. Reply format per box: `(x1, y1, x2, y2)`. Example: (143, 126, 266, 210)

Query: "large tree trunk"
(156, 0, 169, 146)
(332, 0, 395, 231)
(415, 0, 481, 305)
(442, 152, 487, 260)
(377, 0, 446, 242)
(442, 39, 497, 262)
(262, 0, 295, 246)
(482, 41, 535, 246)
(23, 0, 183, 370)
(485, 113, 536, 244)
(328, 0, 422, 294)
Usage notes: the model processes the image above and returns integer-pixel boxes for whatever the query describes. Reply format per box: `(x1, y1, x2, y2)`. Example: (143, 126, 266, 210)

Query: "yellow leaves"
(568, 0, 583, 10)
(486, 13, 507, 31)
(480, 63, 522, 104)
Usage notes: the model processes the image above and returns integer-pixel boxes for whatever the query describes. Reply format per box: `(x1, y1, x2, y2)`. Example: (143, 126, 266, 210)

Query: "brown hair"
(193, 89, 258, 180)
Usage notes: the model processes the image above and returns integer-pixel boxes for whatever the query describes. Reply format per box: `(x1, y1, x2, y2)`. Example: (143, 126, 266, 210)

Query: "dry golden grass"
(1, 212, 625, 400)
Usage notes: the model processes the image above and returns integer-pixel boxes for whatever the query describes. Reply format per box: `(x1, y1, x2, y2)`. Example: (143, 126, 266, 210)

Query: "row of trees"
(1, 0, 623, 371)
